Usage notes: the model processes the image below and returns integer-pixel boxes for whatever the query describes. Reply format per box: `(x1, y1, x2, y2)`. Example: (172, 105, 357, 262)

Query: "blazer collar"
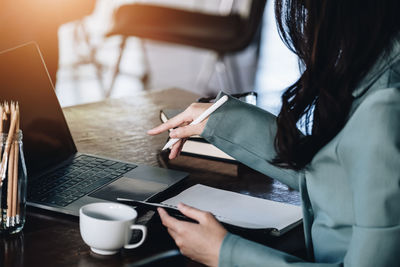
(352, 37, 400, 98)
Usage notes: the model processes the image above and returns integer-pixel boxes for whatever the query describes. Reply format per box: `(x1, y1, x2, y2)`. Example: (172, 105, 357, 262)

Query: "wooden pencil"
(12, 103, 20, 223)
(11, 139, 18, 219)
(0, 102, 16, 181)
(0, 103, 9, 180)
(6, 102, 16, 226)
(16, 104, 21, 221)
(6, 138, 14, 226)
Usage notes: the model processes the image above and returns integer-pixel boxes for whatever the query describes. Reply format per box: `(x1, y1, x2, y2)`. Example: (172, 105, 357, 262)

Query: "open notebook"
(162, 184, 302, 236)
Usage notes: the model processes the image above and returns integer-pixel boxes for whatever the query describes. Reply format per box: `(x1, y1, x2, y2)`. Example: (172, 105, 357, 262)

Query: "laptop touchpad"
(89, 177, 168, 202)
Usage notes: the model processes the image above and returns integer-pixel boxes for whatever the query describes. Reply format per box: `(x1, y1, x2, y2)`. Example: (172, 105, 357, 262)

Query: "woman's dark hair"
(273, 0, 400, 170)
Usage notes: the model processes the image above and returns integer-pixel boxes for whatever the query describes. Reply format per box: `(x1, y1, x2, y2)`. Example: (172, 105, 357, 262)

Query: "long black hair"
(273, 0, 400, 170)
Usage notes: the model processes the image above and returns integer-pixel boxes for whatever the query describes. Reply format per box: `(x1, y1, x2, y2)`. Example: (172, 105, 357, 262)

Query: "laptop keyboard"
(27, 155, 137, 207)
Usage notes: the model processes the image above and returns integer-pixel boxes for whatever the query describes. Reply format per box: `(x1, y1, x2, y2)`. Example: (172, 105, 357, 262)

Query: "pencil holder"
(0, 131, 27, 235)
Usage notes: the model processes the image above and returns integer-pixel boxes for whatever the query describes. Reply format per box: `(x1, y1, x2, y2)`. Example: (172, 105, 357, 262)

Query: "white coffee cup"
(79, 202, 147, 255)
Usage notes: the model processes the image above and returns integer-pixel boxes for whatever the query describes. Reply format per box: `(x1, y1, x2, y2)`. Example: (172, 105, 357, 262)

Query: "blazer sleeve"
(219, 233, 338, 267)
(201, 94, 300, 190)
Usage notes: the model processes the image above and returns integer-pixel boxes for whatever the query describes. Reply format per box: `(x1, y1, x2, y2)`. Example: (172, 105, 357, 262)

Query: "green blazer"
(202, 40, 400, 266)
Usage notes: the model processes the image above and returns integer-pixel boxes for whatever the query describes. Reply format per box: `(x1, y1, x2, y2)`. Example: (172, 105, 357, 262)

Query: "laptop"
(0, 42, 188, 216)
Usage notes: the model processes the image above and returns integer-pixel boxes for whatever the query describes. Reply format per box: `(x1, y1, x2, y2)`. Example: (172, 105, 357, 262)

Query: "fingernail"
(169, 131, 177, 138)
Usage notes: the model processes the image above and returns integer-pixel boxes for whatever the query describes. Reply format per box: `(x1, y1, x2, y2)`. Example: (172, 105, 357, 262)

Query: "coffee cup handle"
(124, 225, 147, 249)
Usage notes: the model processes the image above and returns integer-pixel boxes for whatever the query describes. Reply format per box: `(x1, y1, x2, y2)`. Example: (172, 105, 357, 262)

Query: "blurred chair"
(106, 0, 267, 95)
(64, 0, 138, 98)
(69, 18, 107, 94)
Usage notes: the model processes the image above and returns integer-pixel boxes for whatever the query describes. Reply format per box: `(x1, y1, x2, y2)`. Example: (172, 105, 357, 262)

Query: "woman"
(148, 0, 400, 266)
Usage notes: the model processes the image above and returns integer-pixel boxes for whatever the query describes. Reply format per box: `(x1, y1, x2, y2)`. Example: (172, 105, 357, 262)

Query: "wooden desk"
(0, 89, 306, 267)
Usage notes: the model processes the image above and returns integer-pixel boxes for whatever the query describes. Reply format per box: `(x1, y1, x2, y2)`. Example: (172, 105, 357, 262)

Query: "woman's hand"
(158, 203, 227, 267)
(147, 102, 212, 159)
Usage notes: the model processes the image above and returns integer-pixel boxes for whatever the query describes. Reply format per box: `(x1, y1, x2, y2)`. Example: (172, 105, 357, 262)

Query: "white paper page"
(162, 184, 302, 230)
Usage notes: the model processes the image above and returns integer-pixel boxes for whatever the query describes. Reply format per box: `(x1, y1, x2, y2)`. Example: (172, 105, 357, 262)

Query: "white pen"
(162, 95, 229, 150)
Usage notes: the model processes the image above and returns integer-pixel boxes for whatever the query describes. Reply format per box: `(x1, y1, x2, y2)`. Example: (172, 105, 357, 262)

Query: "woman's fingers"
(158, 207, 196, 237)
(178, 203, 214, 224)
(158, 205, 226, 267)
(169, 139, 185, 159)
(169, 121, 207, 139)
(176, 138, 187, 158)
(168, 122, 206, 159)
(147, 102, 212, 136)
(167, 228, 178, 240)
(158, 208, 182, 230)
(147, 102, 213, 160)
(147, 111, 189, 135)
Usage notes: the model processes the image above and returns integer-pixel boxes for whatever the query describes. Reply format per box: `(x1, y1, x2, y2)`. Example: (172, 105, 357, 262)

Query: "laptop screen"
(0, 43, 77, 177)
